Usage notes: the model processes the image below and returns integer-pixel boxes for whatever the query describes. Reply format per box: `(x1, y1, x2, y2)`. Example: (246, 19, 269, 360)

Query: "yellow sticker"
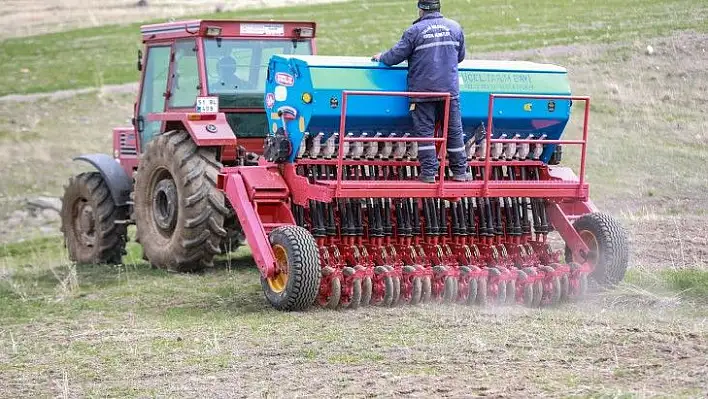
(271, 112, 280, 120)
(409, 103, 416, 112)
(299, 116, 306, 132)
(523, 103, 533, 112)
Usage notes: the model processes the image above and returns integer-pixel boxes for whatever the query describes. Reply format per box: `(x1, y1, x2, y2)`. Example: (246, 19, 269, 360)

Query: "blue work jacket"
(379, 12, 466, 101)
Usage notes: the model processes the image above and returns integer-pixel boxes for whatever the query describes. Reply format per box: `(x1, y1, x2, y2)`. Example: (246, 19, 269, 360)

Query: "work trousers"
(410, 98, 468, 178)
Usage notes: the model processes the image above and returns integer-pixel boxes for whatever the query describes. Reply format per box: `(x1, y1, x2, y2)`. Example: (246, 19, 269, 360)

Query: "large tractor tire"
(133, 130, 228, 272)
(60, 172, 127, 265)
(221, 217, 246, 254)
(565, 212, 629, 287)
(261, 225, 321, 311)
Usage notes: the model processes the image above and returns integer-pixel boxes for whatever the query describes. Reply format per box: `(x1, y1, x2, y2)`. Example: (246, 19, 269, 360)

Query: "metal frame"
(484, 93, 591, 198)
(335, 90, 452, 196)
(281, 91, 592, 202)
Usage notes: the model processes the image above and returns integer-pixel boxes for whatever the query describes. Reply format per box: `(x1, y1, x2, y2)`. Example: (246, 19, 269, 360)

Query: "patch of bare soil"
(0, 0, 346, 40)
(2, 297, 706, 398)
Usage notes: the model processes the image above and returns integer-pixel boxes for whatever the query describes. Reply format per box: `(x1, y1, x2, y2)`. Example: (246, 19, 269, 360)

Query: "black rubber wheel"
(487, 268, 506, 305)
(443, 276, 458, 303)
(524, 268, 542, 307)
(540, 265, 562, 306)
(388, 266, 401, 306)
(323, 277, 342, 309)
(382, 276, 395, 307)
(550, 276, 562, 305)
(565, 212, 630, 287)
(221, 216, 246, 253)
(421, 275, 432, 303)
(260, 225, 321, 311)
(60, 172, 127, 265)
(516, 270, 534, 307)
(134, 130, 229, 272)
(533, 280, 543, 307)
(560, 274, 570, 301)
(361, 276, 373, 306)
(356, 265, 373, 306)
(476, 275, 488, 306)
(410, 276, 423, 305)
(342, 267, 361, 310)
(348, 279, 362, 310)
(505, 278, 516, 306)
(551, 263, 570, 302)
(466, 278, 478, 305)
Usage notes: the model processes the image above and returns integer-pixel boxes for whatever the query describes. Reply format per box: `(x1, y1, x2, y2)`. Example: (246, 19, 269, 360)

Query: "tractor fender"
(74, 153, 133, 206)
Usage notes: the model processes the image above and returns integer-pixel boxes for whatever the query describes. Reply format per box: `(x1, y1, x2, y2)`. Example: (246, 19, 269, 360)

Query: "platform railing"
(484, 93, 591, 197)
(293, 90, 592, 199)
(335, 90, 452, 197)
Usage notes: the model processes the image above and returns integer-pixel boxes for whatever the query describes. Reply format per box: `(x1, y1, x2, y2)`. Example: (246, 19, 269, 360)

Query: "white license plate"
(196, 96, 219, 113)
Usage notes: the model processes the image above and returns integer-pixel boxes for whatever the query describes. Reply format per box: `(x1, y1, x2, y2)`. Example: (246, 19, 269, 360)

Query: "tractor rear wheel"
(60, 172, 127, 265)
(565, 212, 629, 287)
(133, 130, 229, 272)
(221, 216, 246, 253)
(261, 225, 321, 311)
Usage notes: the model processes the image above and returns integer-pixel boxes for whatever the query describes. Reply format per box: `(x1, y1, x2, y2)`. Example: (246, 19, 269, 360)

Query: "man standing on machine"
(373, 0, 471, 183)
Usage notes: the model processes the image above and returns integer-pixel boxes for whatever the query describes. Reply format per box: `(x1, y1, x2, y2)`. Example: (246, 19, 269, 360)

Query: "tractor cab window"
(169, 39, 199, 108)
(203, 38, 312, 137)
(203, 38, 312, 104)
(137, 45, 171, 148)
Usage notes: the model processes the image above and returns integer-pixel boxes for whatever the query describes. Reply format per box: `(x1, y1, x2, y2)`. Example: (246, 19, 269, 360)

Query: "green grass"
(0, 0, 706, 96)
(625, 267, 708, 300)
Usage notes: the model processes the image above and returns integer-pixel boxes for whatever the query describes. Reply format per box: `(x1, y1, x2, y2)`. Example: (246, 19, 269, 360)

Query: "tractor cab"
(129, 20, 316, 163)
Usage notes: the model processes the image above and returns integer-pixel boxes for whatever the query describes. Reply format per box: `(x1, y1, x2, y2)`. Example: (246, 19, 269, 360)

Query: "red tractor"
(61, 19, 629, 311)
(61, 19, 317, 270)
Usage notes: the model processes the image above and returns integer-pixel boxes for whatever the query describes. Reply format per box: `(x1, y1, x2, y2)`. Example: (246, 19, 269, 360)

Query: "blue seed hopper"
(264, 55, 572, 163)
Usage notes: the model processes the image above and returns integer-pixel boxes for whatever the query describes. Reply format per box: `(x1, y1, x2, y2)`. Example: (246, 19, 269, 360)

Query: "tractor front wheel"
(261, 225, 321, 311)
(133, 130, 229, 272)
(60, 172, 127, 265)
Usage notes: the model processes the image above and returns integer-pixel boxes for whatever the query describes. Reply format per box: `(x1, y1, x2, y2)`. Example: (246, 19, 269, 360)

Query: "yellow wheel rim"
(267, 244, 289, 294)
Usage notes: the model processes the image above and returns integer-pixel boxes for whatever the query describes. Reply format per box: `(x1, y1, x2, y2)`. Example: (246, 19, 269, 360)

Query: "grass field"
(0, 0, 706, 96)
(0, 0, 348, 40)
(1, 0, 708, 397)
(1, 235, 707, 397)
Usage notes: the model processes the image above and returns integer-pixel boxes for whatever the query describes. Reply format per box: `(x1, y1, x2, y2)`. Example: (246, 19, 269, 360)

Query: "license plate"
(196, 96, 219, 113)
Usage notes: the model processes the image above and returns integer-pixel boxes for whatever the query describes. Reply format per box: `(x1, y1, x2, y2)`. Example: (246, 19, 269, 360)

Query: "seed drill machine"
(60, 20, 629, 311)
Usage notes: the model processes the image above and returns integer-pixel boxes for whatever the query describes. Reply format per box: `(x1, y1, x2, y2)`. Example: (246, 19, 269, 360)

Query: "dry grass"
(0, 0, 346, 40)
(1, 235, 707, 398)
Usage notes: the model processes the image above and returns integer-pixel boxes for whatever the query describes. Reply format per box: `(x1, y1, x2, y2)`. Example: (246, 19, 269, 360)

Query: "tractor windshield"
(204, 38, 312, 107)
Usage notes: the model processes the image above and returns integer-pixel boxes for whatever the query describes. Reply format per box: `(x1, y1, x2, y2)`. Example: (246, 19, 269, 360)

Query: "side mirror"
(137, 49, 143, 72)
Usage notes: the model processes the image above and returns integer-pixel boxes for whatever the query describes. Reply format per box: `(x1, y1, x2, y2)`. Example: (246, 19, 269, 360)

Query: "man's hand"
(371, 52, 382, 62)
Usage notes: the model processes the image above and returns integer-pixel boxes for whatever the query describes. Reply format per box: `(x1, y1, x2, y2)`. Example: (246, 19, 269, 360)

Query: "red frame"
(279, 91, 591, 202)
(335, 90, 452, 196)
(484, 94, 591, 198)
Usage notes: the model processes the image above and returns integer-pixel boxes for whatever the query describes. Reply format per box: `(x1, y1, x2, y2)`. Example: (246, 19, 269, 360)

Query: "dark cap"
(418, 0, 441, 11)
